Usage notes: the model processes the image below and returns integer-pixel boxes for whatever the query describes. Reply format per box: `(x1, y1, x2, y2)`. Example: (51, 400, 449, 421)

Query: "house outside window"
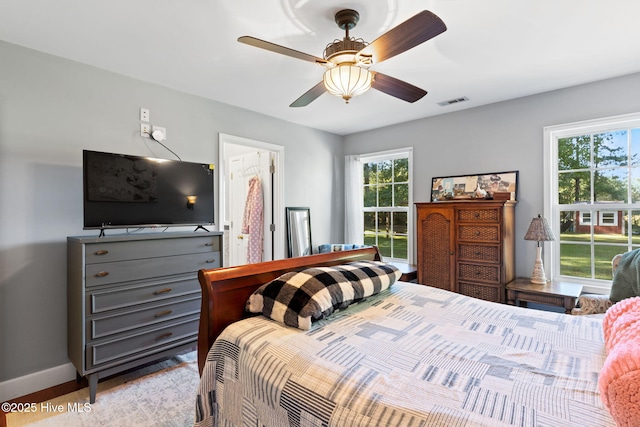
(544, 112, 640, 292)
(360, 149, 412, 262)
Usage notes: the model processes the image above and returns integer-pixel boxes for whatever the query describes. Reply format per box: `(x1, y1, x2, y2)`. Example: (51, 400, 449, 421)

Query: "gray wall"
(344, 72, 640, 277)
(3, 35, 640, 391)
(0, 40, 343, 383)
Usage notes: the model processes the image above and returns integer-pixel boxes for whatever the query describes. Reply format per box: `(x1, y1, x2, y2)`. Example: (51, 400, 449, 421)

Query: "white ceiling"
(2, 0, 640, 135)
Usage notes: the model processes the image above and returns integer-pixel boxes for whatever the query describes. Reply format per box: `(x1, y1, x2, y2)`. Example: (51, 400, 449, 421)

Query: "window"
(579, 211, 619, 227)
(579, 211, 592, 225)
(359, 149, 412, 262)
(544, 112, 640, 292)
(599, 211, 618, 227)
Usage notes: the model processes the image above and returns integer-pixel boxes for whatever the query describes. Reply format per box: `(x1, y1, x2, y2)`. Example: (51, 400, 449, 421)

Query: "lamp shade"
(323, 65, 372, 103)
(524, 214, 556, 242)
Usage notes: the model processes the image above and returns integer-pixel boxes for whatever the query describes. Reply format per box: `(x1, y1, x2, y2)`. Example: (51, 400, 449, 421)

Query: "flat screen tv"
(83, 150, 214, 231)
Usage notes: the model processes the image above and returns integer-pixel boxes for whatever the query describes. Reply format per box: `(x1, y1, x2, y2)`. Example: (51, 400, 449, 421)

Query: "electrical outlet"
(141, 123, 150, 137)
(140, 108, 149, 122)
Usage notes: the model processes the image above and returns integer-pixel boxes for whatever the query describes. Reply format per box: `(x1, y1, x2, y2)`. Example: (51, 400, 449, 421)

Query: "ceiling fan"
(238, 9, 446, 107)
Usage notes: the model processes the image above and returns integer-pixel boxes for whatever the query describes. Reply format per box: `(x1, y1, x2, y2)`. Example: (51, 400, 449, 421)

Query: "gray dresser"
(67, 231, 222, 402)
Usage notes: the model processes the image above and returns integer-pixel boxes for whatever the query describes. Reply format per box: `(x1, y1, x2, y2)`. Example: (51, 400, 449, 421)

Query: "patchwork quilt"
(194, 282, 614, 426)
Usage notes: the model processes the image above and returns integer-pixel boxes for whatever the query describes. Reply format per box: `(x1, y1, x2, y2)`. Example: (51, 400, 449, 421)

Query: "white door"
(228, 150, 272, 266)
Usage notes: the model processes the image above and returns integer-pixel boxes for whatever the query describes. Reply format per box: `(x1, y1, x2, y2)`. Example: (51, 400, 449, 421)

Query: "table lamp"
(524, 214, 556, 284)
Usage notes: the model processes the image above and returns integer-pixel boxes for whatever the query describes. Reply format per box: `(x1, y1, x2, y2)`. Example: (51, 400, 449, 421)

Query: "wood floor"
(1, 377, 88, 427)
(1, 353, 188, 427)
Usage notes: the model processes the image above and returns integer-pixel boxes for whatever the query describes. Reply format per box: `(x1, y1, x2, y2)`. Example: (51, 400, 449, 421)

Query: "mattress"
(194, 282, 614, 426)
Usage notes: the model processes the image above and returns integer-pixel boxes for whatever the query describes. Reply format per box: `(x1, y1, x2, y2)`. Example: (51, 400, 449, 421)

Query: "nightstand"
(388, 262, 418, 283)
(506, 278, 583, 314)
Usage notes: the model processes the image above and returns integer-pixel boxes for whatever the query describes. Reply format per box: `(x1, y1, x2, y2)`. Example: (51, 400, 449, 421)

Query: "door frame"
(227, 150, 271, 265)
(218, 133, 285, 261)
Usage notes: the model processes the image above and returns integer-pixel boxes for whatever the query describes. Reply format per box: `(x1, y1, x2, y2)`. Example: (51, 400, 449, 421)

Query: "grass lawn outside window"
(560, 232, 640, 279)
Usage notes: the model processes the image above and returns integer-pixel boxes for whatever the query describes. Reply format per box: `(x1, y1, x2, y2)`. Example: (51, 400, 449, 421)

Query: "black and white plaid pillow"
(246, 260, 401, 330)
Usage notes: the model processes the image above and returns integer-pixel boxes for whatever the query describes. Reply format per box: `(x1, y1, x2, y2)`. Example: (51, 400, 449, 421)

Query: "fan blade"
(358, 10, 446, 64)
(238, 36, 327, 65)
(371, 72, 427, 103)
(290, 81, 326, 107)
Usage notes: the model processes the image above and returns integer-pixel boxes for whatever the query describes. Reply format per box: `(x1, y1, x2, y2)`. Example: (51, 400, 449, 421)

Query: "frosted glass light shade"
(323, 65, 372, 103)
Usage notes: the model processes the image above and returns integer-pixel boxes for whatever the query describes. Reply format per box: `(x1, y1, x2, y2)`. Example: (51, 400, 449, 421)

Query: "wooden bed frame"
(196, 246, 382, 374)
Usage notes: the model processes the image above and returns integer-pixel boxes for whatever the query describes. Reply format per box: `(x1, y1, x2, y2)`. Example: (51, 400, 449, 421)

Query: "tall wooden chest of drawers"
(67, 231, 223, 402)
(415, 201, 515, 303)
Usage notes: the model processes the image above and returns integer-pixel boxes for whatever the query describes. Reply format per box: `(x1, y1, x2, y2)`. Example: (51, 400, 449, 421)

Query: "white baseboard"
(0, 362, 76, 402)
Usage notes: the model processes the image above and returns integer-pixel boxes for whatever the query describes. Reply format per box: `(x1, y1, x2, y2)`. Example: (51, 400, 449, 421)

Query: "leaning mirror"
(286, 207, 312, 257)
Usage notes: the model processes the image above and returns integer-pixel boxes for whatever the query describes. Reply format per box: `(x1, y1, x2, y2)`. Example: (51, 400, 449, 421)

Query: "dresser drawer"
(457, 208, 499, 223)
(88, 317, 198, 369)
(458, 225, 499, 242)
(89, 276, 200, 314)
(459, 282, 501, 303)
(458, 262, 500, 284)
(89, 296, 200, 340)
(85, 236, 220, 264)
(85, 251, 220, 287)
(458, 244, 500, 263)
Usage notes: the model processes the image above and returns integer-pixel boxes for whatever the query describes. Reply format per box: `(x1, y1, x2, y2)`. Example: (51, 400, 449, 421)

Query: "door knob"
(237, 235, 244, 239)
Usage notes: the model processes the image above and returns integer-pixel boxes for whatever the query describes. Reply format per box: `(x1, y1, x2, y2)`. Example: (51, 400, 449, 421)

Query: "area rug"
(7, 351, 199, 426)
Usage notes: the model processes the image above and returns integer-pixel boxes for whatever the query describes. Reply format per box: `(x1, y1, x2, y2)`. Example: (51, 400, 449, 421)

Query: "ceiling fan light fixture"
(323, 64, 372, 103)
(239, 9, 446, 107)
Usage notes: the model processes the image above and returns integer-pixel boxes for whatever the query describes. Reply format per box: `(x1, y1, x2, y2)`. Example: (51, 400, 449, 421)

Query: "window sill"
(552, 280, 610, 295)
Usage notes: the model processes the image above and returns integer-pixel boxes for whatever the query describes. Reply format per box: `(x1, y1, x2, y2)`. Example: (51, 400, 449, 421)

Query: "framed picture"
(431, 170, 518, 201)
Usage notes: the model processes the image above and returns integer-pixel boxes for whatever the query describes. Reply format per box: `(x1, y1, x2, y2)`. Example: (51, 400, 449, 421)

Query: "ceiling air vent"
(437, 96, 469, 107)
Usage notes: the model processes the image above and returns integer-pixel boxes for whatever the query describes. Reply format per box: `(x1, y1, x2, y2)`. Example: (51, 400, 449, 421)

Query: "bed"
(194, 247, 619, 427)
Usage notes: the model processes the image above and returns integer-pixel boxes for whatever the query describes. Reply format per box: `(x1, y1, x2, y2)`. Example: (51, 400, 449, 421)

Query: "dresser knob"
(94, 250, 109, 256)
(153, 288, 172, 295)
(96, 271, 109, 277)
(205, 242, 213, 247)
(206, 259, 216, 263)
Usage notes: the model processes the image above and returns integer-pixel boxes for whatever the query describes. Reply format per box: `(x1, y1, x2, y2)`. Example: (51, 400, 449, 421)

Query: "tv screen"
(83, 150, 214, 230)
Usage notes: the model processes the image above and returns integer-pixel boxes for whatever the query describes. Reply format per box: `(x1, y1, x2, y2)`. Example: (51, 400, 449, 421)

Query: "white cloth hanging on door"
(241, 175, 264, 263)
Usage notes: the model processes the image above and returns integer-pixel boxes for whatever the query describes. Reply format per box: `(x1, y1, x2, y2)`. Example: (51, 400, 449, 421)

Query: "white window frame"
(599, 211, 618, 227)
(544, 111, 640, 293)
(579, 211, 592, 225)
(358, 148, 413, 263)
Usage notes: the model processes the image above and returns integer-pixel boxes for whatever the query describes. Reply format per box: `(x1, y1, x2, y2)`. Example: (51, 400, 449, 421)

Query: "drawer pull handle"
(475, 251, 482, 256)
(155, 332, 173, 341)
(154, 288, 172, 295)
(205, 242, 213, 247)
(154, 310, 173, 318)
(475, 271, 482, 276)
(475, 231, 481, 236)
(94, 250, 109, 256)
(96, 271, 109, 277)
(475, 213, 480, 218)
(206, 259, 217, 263)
